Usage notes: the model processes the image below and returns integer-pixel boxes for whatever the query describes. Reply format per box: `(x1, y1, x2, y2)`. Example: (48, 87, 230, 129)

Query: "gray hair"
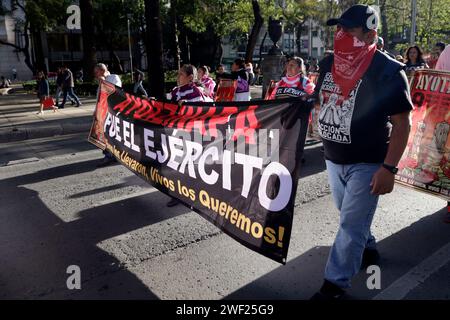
(180, 64, 197, 81)
(95, 63, 108, 71)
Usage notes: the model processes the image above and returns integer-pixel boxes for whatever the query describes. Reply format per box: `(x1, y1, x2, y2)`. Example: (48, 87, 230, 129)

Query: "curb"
(0, 122, 92, 143)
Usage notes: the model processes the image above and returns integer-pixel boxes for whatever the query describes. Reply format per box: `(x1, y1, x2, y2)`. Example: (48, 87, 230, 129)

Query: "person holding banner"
(435, 45, 450, 224)
(219, 59, 250, 101)
(94, 63, 123, 168)
(435, 44, 450, 72)
(405, 45, 429, 73)
(197, 66, 216, 99)
(311, 4, 413, 300)
(268, 56, 315, 100)
(166, 64, 211, 207)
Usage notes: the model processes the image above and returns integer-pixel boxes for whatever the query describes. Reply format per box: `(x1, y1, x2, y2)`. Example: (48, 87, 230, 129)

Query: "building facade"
(0, 0, 33, 80)
(221, 20, 326, 68)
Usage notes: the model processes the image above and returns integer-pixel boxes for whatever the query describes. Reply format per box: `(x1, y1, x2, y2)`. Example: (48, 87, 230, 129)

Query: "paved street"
(1, 132, 449, 300)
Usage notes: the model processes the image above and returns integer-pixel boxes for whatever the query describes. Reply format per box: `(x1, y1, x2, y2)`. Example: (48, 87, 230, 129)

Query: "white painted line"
(373, 241, 450, 300)
(3, 157, 40, 166)
(93, 188, 158, 207)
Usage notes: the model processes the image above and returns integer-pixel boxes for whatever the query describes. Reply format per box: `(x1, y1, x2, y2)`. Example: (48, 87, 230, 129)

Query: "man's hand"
(370, 167, 395, 195)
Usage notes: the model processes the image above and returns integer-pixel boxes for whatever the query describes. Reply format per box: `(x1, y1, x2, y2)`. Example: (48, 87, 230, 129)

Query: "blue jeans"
(324, 160, 381, 289)
(133, 81, 148, 97)
(60, 87, 81, 107)
(55, 86, 75, 105)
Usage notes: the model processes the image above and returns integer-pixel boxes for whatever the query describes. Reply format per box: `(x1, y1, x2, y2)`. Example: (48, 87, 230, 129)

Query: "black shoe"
(71, 101, 75, 105)
(310, 280, 345, 301)
(361, 248, 380, 270)
(96, 157, 117, 168)
(166, 198, 180, 207)
(58, 105, 64, 109)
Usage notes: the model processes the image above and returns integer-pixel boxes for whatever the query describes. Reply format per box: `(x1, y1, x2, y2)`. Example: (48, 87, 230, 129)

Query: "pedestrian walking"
(197, 66, 216, 99)
(165, 64, 210, 207)
(94, 63, 122, 168)
(133, 68, 148, 97)
(55, 67, 75, 106)
(405, 45, 429, 73)
(58, 66, 81, 109)
(268, 56, 315, 100)
(311, 4, 413, 300)
(435, 44, 450, 72)
(435, 44, 450, 223)
(36, 71, 57, 115)
(220, 59, 250, 101)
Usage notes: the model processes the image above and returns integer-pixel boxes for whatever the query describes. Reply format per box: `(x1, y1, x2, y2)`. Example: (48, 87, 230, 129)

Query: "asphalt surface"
(1, 134, 449, 300)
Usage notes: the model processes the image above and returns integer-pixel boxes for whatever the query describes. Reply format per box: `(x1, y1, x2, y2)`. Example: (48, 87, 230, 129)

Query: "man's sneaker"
(167, 198, 180, 207)
(96, 156, 117, 168)
(58, 105, 64, 109)
(310, 280, 345, 300)
(361, 248, 380, 270)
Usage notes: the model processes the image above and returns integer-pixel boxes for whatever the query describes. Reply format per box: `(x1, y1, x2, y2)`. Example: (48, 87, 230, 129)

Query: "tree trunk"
(80, 0, 97, 82)
(170, 0, 181, 70)
(245, 0, 264, 63)
(380, 0, 389, 50)
(295, 23, 302, 55)
(31, 27, 46, 73)
(22, 20, 35, 74)
(144, 0, 165, 99)
(213, 36, 222, 69)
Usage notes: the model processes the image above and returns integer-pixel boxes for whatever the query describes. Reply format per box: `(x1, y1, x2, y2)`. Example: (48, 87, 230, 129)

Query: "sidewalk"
(0, 85, 98, 143)
(0, 85, 264, 143)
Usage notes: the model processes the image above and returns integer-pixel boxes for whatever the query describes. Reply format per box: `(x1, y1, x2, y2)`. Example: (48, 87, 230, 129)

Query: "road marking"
(373, 241, 450, 300)
(1, 157, 40, 167)
(93, 188, 158, 207)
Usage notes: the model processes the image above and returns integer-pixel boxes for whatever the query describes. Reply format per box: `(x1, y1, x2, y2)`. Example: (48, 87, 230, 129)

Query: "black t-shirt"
(314, 50, 413, 164)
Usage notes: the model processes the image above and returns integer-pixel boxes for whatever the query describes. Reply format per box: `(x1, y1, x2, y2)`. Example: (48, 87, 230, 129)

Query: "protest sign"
(89, 81, 310, 263)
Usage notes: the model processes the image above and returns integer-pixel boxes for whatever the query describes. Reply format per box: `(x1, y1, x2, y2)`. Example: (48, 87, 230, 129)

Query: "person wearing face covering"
(311, 4, 413, 300)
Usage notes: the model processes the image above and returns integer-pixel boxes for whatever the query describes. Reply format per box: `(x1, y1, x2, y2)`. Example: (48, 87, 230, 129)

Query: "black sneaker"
(167, 198, 180, 207)
(96, 157, 117, 168)
(310, 280, 345, 301)
(361, 248, 380, 270)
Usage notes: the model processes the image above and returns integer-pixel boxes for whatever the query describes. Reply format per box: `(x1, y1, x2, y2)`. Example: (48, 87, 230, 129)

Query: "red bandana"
(332, 27, 377, 97)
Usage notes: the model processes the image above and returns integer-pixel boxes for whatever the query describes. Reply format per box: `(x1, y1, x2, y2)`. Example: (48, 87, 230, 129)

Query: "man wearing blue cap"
(311, 4, 413, 300)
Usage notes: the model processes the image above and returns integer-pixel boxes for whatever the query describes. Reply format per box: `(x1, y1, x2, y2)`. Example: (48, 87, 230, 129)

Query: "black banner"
(90, 81, 310, 264)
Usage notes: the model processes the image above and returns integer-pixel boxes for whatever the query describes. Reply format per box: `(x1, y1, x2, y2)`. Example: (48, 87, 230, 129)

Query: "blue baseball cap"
(327, 4, 379, 31)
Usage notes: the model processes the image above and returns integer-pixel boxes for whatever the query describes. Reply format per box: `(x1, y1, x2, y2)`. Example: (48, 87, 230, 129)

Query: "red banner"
(396, 69, 450, 200)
